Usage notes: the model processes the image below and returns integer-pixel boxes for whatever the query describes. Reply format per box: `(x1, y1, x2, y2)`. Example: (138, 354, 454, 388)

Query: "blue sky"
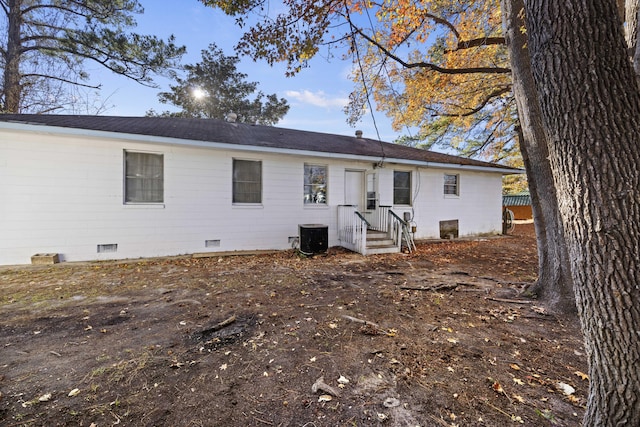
(90, 0, 401, 141)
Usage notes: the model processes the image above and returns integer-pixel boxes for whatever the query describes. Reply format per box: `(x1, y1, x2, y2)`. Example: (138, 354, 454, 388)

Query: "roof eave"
(0, 121, 523, 174)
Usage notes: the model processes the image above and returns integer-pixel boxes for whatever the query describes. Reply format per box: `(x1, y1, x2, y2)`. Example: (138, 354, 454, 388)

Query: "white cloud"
(285, 90, 349, 108)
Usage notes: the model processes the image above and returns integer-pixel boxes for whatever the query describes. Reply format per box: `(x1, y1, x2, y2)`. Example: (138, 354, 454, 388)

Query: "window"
(304, 164, 327, 204)
(233, 159, 262, 203)
(366, 173, 376, 210)
(393, 171, 411, 205)
(124, 151, 164, 203)
(444, 174, 459, 196)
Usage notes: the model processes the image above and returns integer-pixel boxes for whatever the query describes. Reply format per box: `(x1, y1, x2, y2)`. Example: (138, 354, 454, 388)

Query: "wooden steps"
(365, 230, 400, 255)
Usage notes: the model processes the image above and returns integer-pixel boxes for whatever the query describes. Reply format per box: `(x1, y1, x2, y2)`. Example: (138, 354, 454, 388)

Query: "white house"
(0, 115, 520, 265)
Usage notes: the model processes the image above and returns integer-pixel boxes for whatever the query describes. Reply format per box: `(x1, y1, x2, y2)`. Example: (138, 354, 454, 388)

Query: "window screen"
(124, 151, 164, 203)
(393, 171, 411, 205)
(444, 174, 459, 196)
(233, 159, 262, 203)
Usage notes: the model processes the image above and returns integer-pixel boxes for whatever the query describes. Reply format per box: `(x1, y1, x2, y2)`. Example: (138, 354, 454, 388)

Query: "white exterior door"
(344, 170, 364, 211)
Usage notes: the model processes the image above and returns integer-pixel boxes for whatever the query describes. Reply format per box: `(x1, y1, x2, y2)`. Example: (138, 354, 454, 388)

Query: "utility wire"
(344, 5, 386, 166)
(350, 24, 383, 146)
(362, 4, 415, 141)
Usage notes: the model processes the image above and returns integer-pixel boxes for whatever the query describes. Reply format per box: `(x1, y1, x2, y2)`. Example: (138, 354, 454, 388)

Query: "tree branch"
(21, 1, 127, 21)
(20, 104, 64, 114)
(349, 22, 511, 75)
(21, 73, 101, 89)
(437, 86, 512, 117)
(445, 36, 506, 53)
(0, 0, 8, 18)
(423, 12, 460, 39)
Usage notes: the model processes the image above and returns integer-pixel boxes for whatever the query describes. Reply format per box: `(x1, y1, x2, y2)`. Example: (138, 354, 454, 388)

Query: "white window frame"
(232, 158, 262, 204)
(304, 164, 328, 205)
(366, 172, 377, 210)
(393, 170, 412, 205)
(123, 150, 164, 204)
(444, 173, 460, 197)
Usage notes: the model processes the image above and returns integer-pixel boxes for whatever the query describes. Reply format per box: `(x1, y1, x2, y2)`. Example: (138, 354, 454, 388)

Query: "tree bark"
(500, 0, 576, 314)
(4, 0, 23, 112)
(525, 0, 640, 424)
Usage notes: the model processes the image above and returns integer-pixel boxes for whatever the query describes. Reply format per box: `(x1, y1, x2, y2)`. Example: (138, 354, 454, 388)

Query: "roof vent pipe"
(226, 112, 238, 123)
(355, 130, 363, 138)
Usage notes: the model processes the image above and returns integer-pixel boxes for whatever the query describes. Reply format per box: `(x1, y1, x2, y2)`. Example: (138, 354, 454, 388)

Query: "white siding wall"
(377, 168, 394, 206)
(0, 131, 366, 264)
(389, 165, 503, 238)
(1, 130, 504, 265)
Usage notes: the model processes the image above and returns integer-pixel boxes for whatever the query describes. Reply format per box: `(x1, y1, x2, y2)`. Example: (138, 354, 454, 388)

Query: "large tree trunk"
(500, 0, 576, 314)
(3, 0, 23, 113)
(525, 0, 640, 424)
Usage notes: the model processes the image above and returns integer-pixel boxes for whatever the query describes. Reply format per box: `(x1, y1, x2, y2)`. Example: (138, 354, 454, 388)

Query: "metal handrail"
(355, 211, 371, 228)
(388, 210, 404, 223)
(387, 210, 404, 249)
(389, 209, 415, 252)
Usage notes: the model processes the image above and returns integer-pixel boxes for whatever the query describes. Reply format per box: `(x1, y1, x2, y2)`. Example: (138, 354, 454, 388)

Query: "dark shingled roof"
(0, 114, 518, 171)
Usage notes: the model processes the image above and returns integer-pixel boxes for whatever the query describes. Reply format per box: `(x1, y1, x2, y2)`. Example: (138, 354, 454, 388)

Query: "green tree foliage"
(148, 43, 289, 125)
(0, 0, 185, 113)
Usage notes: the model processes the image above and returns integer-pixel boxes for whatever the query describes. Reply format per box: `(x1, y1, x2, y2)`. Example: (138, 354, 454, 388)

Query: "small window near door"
(444, 174, 459, 196)
(393, 171, 411, 205)
(304, 164, 327, 204)
(124, 151, 164, 203)
(233, 159, 262, 203)
(366, 173, 376, 210)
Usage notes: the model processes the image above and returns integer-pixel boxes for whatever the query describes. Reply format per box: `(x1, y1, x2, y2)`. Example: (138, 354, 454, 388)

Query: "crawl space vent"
(205, 240, 221, 248)
(97, 244, 118, 253)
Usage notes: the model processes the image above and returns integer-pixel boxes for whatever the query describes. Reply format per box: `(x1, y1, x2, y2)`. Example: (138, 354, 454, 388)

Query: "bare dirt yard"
(0, 223, 587, 427)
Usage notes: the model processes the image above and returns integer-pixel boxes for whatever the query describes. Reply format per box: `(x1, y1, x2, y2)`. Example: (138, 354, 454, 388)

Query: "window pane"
(393, 171, 411, 205)
(233, 159, 262, 203)
(444, 174, 459, 195)
(125, 151, 163, 203)
(304, 164, 327, 204)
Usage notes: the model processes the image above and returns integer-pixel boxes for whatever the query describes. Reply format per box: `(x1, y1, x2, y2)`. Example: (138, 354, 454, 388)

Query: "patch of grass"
(106, 350, 154, 385)
(86, 402, 111, 416)
(91, 366, 108, 378)
(0, 294, 18, 304)
(96, 354, 110, 363)
(536, 409, 556, 422)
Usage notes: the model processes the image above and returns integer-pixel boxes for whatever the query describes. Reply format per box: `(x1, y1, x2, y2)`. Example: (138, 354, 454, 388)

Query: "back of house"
(0, 115, 521, 265)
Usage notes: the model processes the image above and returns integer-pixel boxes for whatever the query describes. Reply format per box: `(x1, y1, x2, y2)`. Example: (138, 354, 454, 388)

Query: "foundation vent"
(97, 244, 118, 253)
(205, 239, 221, 248)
